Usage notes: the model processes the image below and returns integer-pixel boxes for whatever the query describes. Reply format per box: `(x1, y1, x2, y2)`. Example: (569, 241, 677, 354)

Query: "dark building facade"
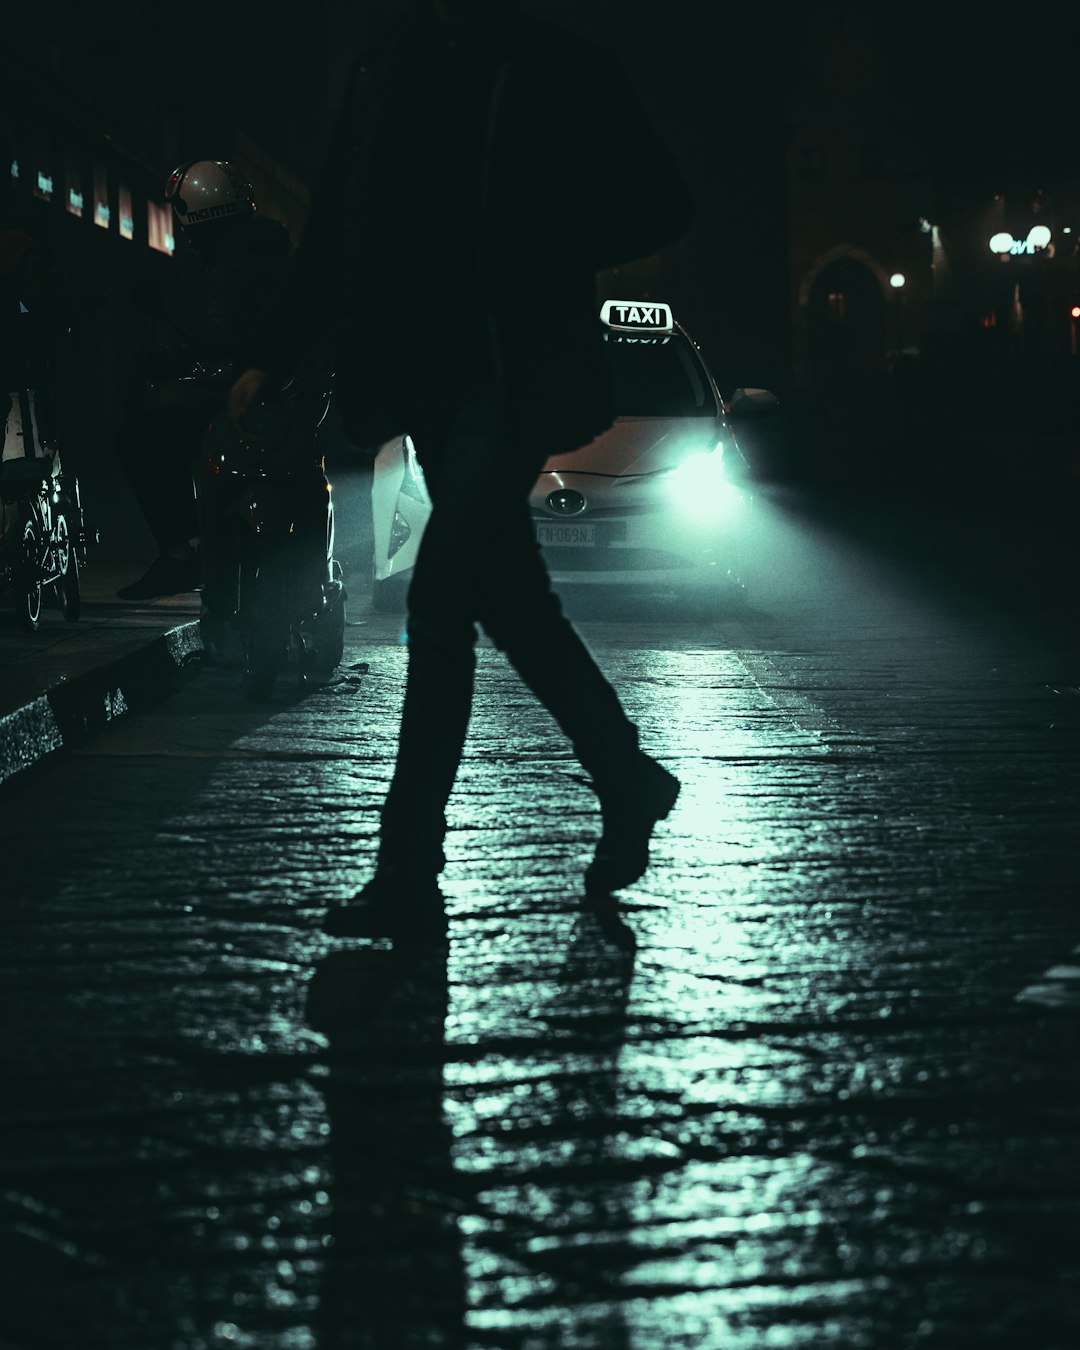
(785, 1, 1080, 380)
(3, 2, 354, 459)
(7, 0, 1076, 491)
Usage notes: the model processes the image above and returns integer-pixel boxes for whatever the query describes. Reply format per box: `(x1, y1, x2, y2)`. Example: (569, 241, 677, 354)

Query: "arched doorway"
(807, 256, 887, 385)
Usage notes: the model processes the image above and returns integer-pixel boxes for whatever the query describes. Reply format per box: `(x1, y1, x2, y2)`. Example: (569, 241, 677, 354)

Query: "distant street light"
(989, 226, 1053, 257)
(890, 275, 907, 359)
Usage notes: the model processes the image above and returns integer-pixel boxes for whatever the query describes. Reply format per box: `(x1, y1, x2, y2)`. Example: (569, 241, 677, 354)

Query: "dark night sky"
(10, 0, 1077, 201)
(4, 0, 1077, 449)
(359, 3, 1076, 210)
(872, 1, 1075, 193)
(8, 0, 1077, 369)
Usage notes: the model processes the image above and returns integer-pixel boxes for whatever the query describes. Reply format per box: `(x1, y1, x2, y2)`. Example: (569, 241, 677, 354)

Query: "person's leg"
(375, 395, 502, 876)
(324, 398, 498, 935)
(474, 480, 679, 893)
(115, 412, 200, 599)
(328, 387, 677, 939)
(376, 381, 631, 875)
(380, 383, 649, 857)
(476, 492, 640, 778)
(386, 383, 678, 858)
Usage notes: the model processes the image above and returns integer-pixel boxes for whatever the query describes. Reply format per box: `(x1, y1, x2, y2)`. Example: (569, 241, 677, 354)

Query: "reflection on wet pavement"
(1, 594, 1079, 1348)
(310, 945, 465, 1349)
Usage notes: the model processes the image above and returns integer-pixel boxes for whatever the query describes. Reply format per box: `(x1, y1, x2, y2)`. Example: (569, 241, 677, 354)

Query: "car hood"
(544, 417, 721, 478)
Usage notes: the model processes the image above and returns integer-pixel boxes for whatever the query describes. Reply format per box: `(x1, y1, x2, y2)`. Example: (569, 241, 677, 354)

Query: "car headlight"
(663, 443, 744, 522)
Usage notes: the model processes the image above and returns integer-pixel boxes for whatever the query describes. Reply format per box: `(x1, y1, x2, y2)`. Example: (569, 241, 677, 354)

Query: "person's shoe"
(322, 866, 446, 943)
(584, 755, 681, 896)
(117, 552, 201, 601)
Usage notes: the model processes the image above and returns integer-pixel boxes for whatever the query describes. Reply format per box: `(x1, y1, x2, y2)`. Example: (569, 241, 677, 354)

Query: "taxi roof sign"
(601, 300, 674, 332)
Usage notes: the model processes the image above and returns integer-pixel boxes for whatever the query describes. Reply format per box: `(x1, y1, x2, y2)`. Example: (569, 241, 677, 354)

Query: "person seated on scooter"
(116, 161, 291, 601)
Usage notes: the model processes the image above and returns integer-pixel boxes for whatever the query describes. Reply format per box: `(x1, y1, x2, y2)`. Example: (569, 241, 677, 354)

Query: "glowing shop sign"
(989, 226, 1053, 256)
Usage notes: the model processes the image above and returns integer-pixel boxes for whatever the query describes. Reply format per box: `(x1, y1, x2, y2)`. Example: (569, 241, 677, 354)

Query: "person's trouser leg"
(378, 562, 479, 874)
(115, 409, 200, 554)
(378, 389, 643, 872)
(376, 402, 490, 872)
(476, 497, 641, 779)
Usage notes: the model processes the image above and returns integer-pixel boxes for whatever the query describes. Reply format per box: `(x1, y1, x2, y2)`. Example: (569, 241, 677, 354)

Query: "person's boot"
(584, 754, 680, 896)
(322, 865, 446, 942)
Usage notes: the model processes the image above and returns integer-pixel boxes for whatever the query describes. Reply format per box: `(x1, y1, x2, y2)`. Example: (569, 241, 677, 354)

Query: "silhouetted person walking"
(230, 0, 694, 933)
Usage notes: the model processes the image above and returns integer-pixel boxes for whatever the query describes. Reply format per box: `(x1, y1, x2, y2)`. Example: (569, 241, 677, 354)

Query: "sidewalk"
(0, 466, 204, 786)
(0, 452, 376, 788)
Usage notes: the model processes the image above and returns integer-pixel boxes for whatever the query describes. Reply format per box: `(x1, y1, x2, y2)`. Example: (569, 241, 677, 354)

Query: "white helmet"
(165, 159, 255, 228)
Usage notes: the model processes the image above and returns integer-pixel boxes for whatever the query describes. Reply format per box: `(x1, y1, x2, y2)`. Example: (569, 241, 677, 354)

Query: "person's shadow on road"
(306, 939, 468, 1348)
(306, 895, 638, 1348)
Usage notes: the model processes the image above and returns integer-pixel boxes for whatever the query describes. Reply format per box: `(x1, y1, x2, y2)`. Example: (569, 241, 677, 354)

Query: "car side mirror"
(726, 387, 780, 417)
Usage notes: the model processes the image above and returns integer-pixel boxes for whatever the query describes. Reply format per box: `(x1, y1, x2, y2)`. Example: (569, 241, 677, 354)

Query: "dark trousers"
(114, 406, 203, 554)
(379, 385, 640, 872)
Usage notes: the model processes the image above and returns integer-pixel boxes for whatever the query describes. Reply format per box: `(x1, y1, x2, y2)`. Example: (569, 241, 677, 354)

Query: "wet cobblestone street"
(2, 496, 1079, 1349)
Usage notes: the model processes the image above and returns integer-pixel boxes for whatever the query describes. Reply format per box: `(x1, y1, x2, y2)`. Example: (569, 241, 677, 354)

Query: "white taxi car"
(370, 300, 777, 611)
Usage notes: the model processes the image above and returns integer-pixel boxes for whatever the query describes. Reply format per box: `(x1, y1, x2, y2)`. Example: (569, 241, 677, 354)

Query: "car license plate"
(536, 522, 596, 547)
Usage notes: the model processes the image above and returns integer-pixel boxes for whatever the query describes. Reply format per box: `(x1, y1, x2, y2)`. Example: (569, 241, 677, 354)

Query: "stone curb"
(0, 621, 204, 787)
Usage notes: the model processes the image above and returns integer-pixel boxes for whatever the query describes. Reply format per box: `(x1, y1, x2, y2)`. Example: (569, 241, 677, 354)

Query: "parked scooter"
(1, 383, 92, 630)
(198, 371, 346, 701)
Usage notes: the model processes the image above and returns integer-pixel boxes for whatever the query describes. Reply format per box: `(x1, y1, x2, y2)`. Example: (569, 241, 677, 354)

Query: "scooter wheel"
(301, 584, 346, 685)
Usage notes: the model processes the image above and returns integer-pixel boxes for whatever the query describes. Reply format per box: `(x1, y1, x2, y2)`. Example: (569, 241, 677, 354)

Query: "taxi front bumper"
(530, 467, 748, 589)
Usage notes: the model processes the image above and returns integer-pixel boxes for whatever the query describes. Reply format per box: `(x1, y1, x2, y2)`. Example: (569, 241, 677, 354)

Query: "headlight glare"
(664, 443, 743, 522)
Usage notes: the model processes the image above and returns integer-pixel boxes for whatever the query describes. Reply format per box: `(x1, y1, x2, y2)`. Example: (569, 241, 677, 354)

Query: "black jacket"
(135, 215, 291, 419)
(247, 7, 694, 451)
(195, 214, 291, 371)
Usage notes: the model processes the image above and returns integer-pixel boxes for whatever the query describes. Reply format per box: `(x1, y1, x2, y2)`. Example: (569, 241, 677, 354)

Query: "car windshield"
(604, 333, 718, 418)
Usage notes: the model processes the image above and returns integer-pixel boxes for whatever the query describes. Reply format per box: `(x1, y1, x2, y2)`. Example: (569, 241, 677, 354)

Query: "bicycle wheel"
(53, 513, 81, 622)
